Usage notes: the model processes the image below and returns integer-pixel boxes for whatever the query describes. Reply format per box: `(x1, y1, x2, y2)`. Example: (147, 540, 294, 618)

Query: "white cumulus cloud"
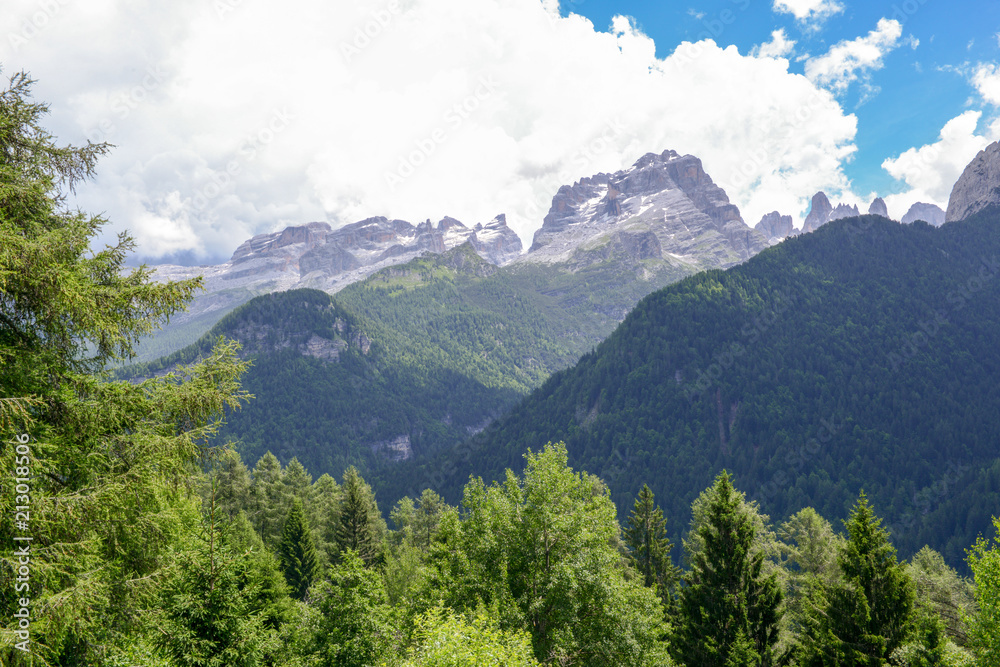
(805, 18, 903, 94)
(971, 63, 1000, 105)
(881, 110, 1000, 218)
(772, 0, 844, 28)
(1, 0, 862, 261)
(752, 29, 796, 60)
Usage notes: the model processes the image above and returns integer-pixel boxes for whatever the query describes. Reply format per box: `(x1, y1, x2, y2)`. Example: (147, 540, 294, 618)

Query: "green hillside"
(386, 211, 1000, 569)
(126, 241, 691, 479)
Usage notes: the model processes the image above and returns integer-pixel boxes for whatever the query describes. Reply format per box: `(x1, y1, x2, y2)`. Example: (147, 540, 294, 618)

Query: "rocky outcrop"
(371, 434, 412, 462)
(829, 203, 860, 222)
(231, 221, 331, 263)
(802, 193, 864, 232)
(524, 149, 767, 269)
(869, 197, 889, 218)
(946, 141, 1000, 223)
(468, 214, 523, 265)
(755, 211, 795, 241)
(803, 192, 833, 233)
(902, 203, 946, 227)
(153, 214, 523, 327)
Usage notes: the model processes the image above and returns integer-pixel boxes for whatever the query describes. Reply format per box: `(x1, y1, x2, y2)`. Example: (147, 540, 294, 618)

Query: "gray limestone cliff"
(523, 149, 767, 270)
(868, 197, 889, 218)
(946, 141, 1000, 223)
(754, 211, 795, 242)
(803, 192, 834, 233)
(902, 203, 945, 227)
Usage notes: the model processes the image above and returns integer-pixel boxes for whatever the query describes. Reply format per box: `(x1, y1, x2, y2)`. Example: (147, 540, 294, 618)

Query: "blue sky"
(2, 0, 999, 262)
(566, 0, 1000, 200)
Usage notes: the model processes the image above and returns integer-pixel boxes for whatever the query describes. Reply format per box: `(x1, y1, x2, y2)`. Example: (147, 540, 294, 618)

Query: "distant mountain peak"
(901, 202, 945, 226)
(754, 211, 796, 243)
(802, 192, 861, 232)
(868, 197, 889, 218)
(524, 149, 765, 268)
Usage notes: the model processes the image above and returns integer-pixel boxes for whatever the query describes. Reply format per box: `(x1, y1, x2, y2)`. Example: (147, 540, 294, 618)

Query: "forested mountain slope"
(386, 210, 1000, 568)
(128, 239, 692, 478)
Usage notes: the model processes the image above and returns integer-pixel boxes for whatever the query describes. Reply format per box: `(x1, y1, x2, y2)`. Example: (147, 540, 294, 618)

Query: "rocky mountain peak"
(230, 221, 332, 264)
(754, 211, 795, 242)
(803, 192, 833, 233)
(946, 141, 1000, 223)
(869, 197, 889, 218)
(468, 214, 523, 265)
(802, 193, 864, 232)
(526, 149, 762, 268)
(902, 202, 945, 226)
(828, 203, 860, 222)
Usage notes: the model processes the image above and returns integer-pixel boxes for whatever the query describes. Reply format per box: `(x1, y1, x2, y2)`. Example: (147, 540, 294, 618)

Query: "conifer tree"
(336, 466, 385, 565)
(278, 497, 320, 600)
(282, 457, 313, 508)
(251, 452, 289, 545)
(414, 488, 447, 550)
(310, 473, 342, 564)
(0, 70, 251, 665)
(212, 447, 256, 521)
(624, 483, 679, 607)
(308, 549, 395, 666)
(797, 493, 914, 666)
(671, 471, 783, 667)
(156, 492, 279, 667)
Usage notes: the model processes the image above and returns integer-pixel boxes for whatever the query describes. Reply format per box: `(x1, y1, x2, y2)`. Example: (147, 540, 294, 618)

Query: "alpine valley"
(131, 150, 767, 472)
(134, 143, 1000, 574)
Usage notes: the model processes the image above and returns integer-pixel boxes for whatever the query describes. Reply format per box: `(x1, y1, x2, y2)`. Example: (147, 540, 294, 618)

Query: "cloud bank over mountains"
(1, 0, 997, 261)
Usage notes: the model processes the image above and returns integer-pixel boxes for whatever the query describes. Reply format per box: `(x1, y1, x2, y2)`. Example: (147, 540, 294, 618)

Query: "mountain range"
(138, 150, 766, 362)
(133, 140, 1000, 571)
(384, 207, 1000, 569)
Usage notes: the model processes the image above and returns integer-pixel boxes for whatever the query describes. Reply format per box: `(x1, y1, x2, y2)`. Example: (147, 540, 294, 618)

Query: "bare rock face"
(946, 141, 1000, 223)
(802, 193, 864, 232)
(869, 197, 889, 218)
(828, 203, 861, 222)
(152, 214, 522, 326)
(524, 149, 767, 270)
(468, 214, 523, 265)
(803, 192, 833, 233)
(902, 203, 946, 227)
(755, 211, 795, 241)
